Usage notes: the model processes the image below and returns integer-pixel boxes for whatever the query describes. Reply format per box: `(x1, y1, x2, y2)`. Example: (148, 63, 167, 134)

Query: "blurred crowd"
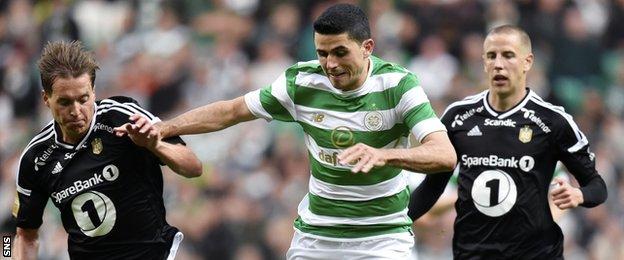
(1, 0, 623, 259)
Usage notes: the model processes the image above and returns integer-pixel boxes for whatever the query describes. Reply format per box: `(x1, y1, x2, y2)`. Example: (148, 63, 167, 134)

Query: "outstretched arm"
(15, 228, 38, 260)
(338, 131, 457, 174)
(115, 114, 202, 178)
(160, 96, 256, 138)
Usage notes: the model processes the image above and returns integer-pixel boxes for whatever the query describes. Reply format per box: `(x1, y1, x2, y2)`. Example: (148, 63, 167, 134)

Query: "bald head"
(486, 25, 532, 55)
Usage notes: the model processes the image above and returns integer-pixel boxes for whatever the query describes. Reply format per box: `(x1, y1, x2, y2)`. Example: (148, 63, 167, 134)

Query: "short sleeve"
(14, 153, 48, 229)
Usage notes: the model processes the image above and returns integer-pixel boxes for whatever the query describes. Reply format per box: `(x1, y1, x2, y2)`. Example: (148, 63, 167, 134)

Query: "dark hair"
(487, 25, 532, 53)
(38, 41, 99, 94)
(313, 4, 371, 42)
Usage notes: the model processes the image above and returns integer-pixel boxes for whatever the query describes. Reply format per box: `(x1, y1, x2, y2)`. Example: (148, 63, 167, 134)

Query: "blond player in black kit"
(408, 25, 607, 259)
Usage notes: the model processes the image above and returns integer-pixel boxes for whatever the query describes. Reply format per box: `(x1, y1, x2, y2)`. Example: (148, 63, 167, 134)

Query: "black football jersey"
(14, 96, 182, 259)
(442, 89, 602, 259)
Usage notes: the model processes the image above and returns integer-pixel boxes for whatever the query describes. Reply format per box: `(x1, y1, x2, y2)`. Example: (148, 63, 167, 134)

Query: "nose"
(493, 56, 503, 70)
(326, 55, 339, 70)
(69, 102, 80, 117)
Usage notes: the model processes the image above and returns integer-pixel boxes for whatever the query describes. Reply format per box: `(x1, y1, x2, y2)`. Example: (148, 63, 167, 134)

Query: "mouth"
(492, 75, 509, 86)
(66, 120, 85, 128)
(328, 71, 347, 80)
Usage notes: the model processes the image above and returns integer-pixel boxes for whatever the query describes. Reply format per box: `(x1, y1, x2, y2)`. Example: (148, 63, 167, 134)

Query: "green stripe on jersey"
(300, 122, 408, 149)
(403, 103, 437, 129)
(294, 217, 412, 238)
(309, 153, 402, 185)
(370, 56, 410, 75)
(308, 188, 410, 217)
(259, 86, 295, 122)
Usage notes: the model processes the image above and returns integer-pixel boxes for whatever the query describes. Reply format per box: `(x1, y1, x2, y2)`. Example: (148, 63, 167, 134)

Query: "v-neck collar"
(483, 88, 532, 119)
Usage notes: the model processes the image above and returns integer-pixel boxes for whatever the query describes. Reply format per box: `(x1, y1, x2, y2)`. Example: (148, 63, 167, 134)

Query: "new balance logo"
(467, 126, 482, 136)
(51, 162, 63, 175)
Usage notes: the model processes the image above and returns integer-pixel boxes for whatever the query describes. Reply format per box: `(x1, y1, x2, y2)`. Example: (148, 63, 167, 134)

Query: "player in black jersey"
(12, 41, 202, 259)
(408, 25, 607, 259)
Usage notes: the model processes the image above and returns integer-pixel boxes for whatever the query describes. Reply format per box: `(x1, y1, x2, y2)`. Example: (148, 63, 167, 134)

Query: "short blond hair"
(487, 25, 532, 53)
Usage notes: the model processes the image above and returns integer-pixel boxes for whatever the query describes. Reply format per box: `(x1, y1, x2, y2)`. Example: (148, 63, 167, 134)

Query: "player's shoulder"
(370, 56, 411, 75)
(96, 96, 158, 124)
(289, 60, 323, 75)
(20, 120, 56, 167)
(441, 90, 487, 118)
(524, 91, 576, 128)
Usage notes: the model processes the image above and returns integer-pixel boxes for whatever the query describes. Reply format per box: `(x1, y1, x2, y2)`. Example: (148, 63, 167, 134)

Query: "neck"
(488, 87, 527, 111)
(351, 58, 371, 91)
(62, 130, 84, 145)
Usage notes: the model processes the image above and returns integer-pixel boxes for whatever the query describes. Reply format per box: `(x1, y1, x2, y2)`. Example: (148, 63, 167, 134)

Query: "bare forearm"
(161, 97, 255, 138)
(15, 233, 38, 260)
(150, 142, 202, 178)
(385, 141, 456, 173)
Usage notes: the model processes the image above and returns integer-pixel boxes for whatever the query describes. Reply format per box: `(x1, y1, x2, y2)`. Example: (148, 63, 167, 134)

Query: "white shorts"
(286, 229, 416, 260)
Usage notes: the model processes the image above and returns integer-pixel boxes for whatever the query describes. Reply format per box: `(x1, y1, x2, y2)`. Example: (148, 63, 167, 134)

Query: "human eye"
(503, 52, 515, 59)
(317, 51, 328, 58)
(58, 99, 71, 106)
(335, 49, 348, 57)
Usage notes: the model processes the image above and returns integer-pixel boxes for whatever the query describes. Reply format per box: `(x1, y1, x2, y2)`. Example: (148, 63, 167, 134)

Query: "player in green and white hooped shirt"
(132, 4, 457, 260)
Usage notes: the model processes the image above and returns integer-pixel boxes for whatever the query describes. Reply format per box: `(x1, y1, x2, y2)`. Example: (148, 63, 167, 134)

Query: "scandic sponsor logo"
(484, 118, 516, 127)
(461, 154, 518, 168)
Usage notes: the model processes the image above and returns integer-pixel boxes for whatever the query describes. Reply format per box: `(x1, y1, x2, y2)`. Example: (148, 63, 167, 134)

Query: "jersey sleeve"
(100, 96, 186, 165)
(100, 96, 161, 124)
(244, 71, 296, 122)
(397, 74, 446, 143)
(13, 152, 48, 229)
(553, 113, 607, 207)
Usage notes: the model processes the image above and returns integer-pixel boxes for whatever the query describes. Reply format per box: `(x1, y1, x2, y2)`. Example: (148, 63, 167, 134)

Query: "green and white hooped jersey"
(244, 56, 445, 239)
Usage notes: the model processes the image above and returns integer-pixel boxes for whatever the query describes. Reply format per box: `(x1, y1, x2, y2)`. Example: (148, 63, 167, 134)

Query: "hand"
(113, 114, 161, 150)
(337, 143, 387, 173)
(550, 177, 584, 210)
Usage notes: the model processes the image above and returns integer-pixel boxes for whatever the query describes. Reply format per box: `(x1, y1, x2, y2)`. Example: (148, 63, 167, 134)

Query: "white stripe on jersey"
(308, 173, 408, 201)
(295, 105, 399, 132)
(99, 99, 160, 123)
(305, 134, 407, 171)
(297, 194, 411, 226)
(441, 90, 486, 118)
(395, 87, 431, 119)
(244, 89, 272, 121)
(528, 93, 588, 152)
(411, 117, 446, 143)
(271, 72, 297, 119)
(16, 185, 31, 196)
(295, 71, 408, 97)
(22, 122, 54, 152)
(16, 124, 55, 197)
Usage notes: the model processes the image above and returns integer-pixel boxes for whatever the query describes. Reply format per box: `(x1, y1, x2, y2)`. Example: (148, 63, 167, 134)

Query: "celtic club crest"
(364, 111, 383, 131)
